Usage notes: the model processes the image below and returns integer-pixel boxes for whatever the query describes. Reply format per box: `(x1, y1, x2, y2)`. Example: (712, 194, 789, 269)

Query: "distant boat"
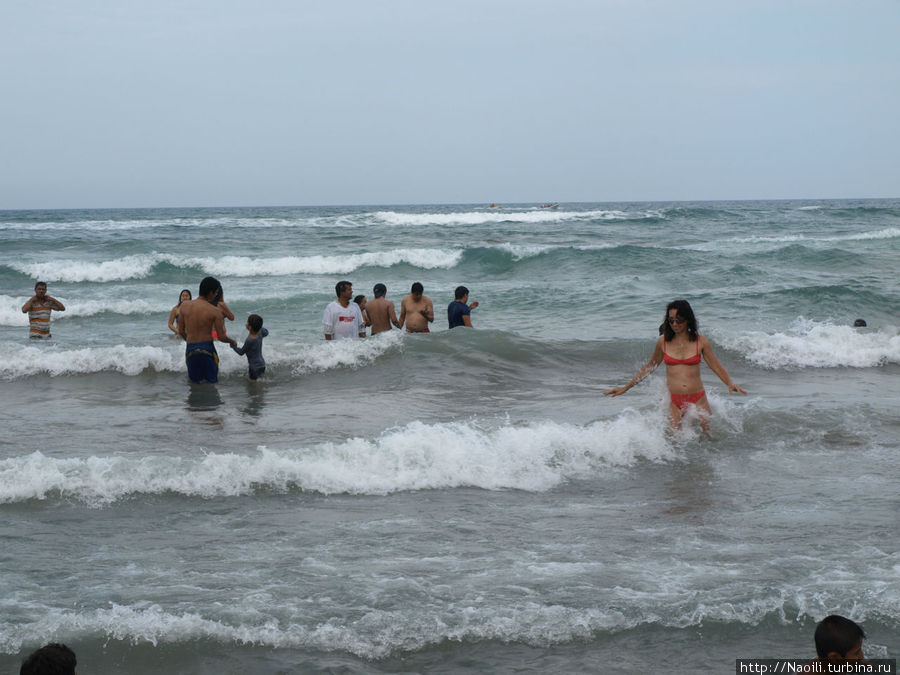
(539, 203, 559, 210)
(489, 203, 501, 209)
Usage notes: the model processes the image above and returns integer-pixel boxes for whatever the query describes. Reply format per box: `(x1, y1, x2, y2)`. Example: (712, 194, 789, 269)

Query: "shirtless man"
(178, 276, 237, 383)
(366, 283, 401, 335)
(22, 281, 65, 339)
(399, 282, 434, 333)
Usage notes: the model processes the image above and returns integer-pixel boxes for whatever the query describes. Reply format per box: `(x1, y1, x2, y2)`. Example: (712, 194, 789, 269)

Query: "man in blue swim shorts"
(177, 276, 237, 383)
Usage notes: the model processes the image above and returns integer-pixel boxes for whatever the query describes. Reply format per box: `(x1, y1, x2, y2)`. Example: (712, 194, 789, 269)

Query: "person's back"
(20, 643, 76, 675)
(367, 284, 400, 334)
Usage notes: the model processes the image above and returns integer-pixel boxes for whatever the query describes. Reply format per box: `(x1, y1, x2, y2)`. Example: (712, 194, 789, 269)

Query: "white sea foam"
(185, 248, 462, 277)
(687, 227, 900, 252)
(714, 319, 900, 369)
(0, 344, 185, 378)
(1, 588, 893, 658)
(373, 209, 636, 227)
(10, 254, 169, 283)
(0, 415, 674, 505)
(5, 248, 462, 283)
(0, 333, 400, 378)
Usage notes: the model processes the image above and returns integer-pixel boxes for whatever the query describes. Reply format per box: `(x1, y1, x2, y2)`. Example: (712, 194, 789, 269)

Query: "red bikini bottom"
(670, 390, 706, 411)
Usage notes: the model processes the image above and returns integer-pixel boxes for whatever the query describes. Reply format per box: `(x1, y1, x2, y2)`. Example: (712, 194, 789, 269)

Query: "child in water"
(231, 314, 268, 380)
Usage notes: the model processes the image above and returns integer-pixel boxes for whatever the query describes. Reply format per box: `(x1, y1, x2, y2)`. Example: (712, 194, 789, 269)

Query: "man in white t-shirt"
(323, 280, 367, 340)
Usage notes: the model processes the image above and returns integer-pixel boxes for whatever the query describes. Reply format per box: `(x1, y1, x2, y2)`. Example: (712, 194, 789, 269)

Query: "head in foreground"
(20, 643, 76, 675)
(815, 614, 865, 662)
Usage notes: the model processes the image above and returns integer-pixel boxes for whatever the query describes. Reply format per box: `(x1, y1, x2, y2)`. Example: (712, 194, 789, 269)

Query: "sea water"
(0, 201, 898, 673)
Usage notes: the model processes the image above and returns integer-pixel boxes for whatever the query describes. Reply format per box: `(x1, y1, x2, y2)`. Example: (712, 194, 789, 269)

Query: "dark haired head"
(198, 277, 222, 299)
(454, 285, 469, 300)
(353, 294, 366, 306)
(815, 615, 865, 660)
(662, 299, 698, 342)
(20, 643, 77, 675)
(34, 281, 47, 290)
(373, 283, 386, 298)
(335, 280, 352, 297)
(411, 282, 423, 295)
(247, 314, 263, 332)
(178, 289, 192, 305)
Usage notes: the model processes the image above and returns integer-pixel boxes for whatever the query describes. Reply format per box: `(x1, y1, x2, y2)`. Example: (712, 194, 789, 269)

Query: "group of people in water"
(26, 278, 745, 430)
(16, 614, 877, 673)
(165, 277, 482, 386)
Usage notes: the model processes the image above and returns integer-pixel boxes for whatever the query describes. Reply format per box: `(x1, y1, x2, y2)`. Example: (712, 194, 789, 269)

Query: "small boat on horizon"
(539, 203, 559, 210)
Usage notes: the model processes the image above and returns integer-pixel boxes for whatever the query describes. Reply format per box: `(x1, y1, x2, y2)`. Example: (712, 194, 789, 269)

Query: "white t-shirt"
(323, 300, 366, 339)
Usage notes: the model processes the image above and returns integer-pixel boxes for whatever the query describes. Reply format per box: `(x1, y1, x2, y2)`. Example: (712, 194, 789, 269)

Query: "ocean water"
(0, 200, 898, 673)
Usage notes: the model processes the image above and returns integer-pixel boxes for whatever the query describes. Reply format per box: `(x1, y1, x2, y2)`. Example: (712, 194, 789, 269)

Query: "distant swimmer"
(366, 283, 401, 335)
(399, 282, 434, 333)
(604, 299, 746, 431)
(231, 313, 268, 381)
(353, 294, 371, 329)
(447, 285, 478, 328)
(178, 276, 237, 383)
(21, 281, 66, 339)
(853, 319, 867, 327)
(323, 280, 366, 340)
(167, 288, 192, 338)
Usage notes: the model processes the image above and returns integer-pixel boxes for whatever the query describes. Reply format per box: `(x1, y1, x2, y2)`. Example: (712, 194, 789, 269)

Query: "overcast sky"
(2, 0, 898, 209)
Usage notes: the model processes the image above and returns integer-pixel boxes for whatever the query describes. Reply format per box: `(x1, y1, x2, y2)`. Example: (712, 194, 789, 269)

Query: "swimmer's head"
(853, 319, 867, 327)
(178, 289, 192, 304)
(411, 282, 423, 297)
(815, 615, 865, 661)
(663, 299, 698, 341)
(353, 295, 366, 309)
(247, 314, 263, 333)
(335, 280, 352, 297)
(199, 277, 222, 300)
(454, 285, 469, 300)
(373, 283, 387, 298)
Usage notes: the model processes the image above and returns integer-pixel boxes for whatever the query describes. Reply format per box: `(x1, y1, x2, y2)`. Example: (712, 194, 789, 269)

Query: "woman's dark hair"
(353, 294, 366, 306)
(177, 289, 192, 306)
(661, 299, 698, 342)
(815, 615, 865, 659)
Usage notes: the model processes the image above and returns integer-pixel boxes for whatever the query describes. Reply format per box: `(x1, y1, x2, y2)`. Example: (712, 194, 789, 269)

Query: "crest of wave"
(373, 209, 629, 227)
(0, 414, 674, 505)
(11, 254, 166, 283)
(186, 248, 462, 276)
(713, 318, 900, 369)
(0, 344, 183, 379)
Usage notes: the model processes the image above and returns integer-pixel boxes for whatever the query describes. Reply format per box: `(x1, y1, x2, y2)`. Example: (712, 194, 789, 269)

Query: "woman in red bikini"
(604, 299, 746, 429)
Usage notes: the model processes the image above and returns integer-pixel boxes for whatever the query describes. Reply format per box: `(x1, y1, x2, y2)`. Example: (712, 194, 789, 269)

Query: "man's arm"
(214, 314, 237, 347)
(422, 299, 434, 323)
(21, 295, 37, 313)
(389, 302, 401, 329)
(397, 298, 407, 329)
(45, 296, 65, 311)
(177, 304, 189, 340)
(462, 314, 473, 328)
(323, 305, 334, 340)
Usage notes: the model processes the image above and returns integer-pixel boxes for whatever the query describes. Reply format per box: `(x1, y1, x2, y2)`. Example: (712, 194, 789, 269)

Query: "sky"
(2, 0, 899, 209)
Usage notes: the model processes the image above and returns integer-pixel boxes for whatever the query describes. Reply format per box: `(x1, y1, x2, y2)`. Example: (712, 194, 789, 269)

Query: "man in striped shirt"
(21, 281, 66, 339)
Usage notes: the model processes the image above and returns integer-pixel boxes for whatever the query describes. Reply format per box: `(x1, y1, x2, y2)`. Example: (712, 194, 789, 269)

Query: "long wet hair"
(177, 289, 192, 306)
(661, 299, 699, 342)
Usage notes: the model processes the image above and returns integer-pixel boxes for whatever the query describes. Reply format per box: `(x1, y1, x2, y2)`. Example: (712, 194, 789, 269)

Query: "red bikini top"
(663, 339, 701, 366)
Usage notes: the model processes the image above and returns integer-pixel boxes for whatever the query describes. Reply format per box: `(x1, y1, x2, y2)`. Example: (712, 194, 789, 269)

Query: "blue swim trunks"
(185, 341, 219, 383)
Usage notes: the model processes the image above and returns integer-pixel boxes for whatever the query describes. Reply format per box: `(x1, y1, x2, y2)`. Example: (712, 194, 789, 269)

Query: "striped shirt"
(28, 299, 58, 338)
